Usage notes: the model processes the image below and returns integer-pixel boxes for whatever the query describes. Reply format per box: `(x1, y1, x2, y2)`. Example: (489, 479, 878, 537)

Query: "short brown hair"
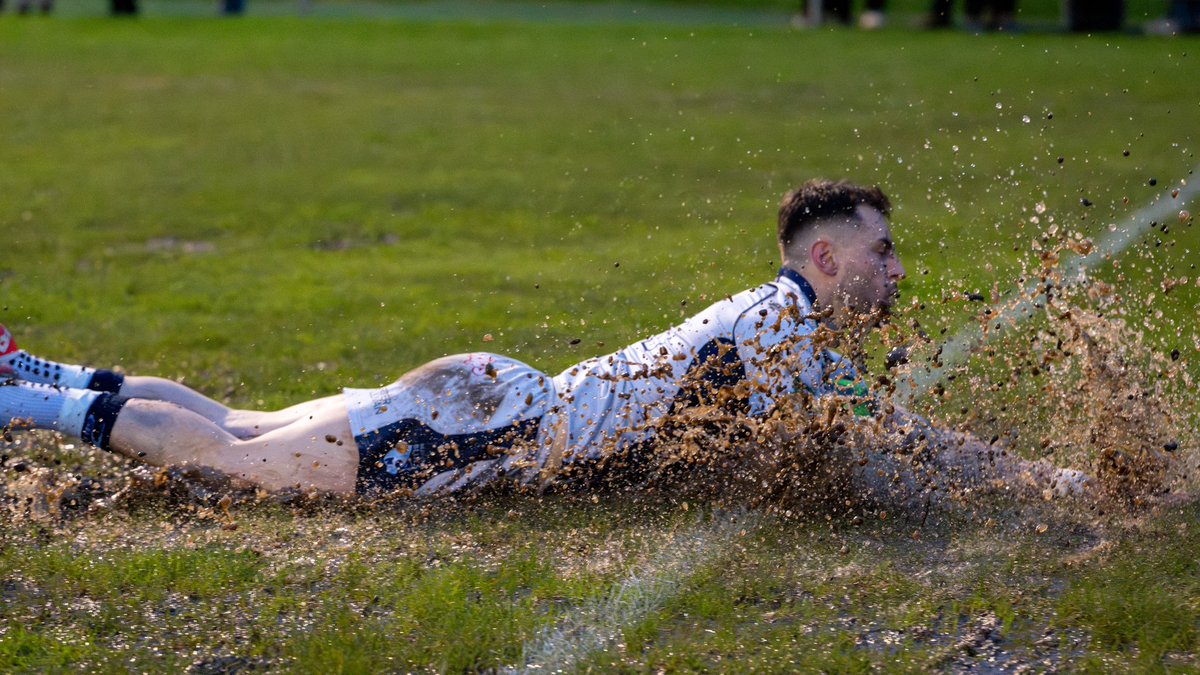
(777, 180, 891, 248)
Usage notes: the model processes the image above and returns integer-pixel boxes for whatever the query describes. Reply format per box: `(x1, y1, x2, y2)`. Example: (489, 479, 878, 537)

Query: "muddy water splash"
(545, 209, 1198, 516)
(4, 310, 1193, 523)
(3, 219, 1196, 522)
(881, 208, 1198, 509)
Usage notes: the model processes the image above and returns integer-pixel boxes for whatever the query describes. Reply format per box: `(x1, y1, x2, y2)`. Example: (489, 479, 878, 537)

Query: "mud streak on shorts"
(354, 417, 541, 495)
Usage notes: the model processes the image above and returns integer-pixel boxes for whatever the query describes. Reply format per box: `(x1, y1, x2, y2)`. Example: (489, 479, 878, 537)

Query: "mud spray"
(512, 181, 1200, 672)
(538, 179, 1200, 516)
(2, 181, 1197, 518)
(1, 179, 1196, 672)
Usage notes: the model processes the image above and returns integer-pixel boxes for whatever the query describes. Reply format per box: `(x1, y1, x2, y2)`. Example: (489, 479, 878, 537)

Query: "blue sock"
(1, 382, 127, 449)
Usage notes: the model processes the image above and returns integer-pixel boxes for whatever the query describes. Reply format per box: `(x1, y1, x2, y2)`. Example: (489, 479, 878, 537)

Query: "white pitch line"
(511, 509, 758, 673)
(893, 177, 1199, 402)
(510, 173, 1198, 673)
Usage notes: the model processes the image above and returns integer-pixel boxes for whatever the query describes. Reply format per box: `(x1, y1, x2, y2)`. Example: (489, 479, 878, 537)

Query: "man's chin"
(870, 301, 899, 327)
(841, 307, 888, 332)
(879, 293, 900, 317)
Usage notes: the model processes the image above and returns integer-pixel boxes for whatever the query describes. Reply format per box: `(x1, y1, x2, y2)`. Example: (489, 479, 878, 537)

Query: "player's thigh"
(219, 397, 358, 494)
(223, 395, 344, 438)
(121, 376, 233, 421)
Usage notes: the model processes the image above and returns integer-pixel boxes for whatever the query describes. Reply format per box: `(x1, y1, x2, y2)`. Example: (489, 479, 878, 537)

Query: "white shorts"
(343, 353, 556, 495)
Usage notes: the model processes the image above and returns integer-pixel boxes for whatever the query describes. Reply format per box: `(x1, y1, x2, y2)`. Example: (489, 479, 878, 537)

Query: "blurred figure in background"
(12, 0, 53, 14)
(928, 0, 1017, 31)
(110, 0, 138, 15)
(1146, 0, 1200, 33)
(1064, 0, 1124, 31)
(1173, 0, 1200, 31)
(795, 0, 888, 29)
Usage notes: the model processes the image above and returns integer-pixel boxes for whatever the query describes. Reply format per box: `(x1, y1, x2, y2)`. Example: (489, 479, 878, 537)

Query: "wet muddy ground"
(3, 240, 1199, 670)
(2, 383, 1196, 671)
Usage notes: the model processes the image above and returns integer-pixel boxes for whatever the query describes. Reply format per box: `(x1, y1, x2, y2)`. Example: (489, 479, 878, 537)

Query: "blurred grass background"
(28, 0, 1180, 27)
(3, 16, 1196, 407)
(1, 11, 1198, 672)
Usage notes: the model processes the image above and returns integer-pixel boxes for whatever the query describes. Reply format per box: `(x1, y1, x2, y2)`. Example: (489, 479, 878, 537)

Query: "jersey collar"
(777, 267, 818, 308)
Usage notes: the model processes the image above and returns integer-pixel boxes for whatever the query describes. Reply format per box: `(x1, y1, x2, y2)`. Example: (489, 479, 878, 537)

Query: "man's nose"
(889, 255, 906, 281)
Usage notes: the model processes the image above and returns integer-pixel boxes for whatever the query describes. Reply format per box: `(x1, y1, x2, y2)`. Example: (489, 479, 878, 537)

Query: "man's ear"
(810, 240, 838, 277)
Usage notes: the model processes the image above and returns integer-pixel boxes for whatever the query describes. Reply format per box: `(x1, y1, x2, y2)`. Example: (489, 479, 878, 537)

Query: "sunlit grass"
(4, 18, 1197, 403)
(1, 12, 1199, 671)
(1057, 516, 1200, 669)
(1, 490, 1198, 669)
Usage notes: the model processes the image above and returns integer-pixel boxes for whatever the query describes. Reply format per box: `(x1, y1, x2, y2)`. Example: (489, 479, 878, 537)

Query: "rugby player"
(1, 180, 1088, 499)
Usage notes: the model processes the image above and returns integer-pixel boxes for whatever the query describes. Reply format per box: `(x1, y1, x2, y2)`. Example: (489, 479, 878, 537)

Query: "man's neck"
(777, 266, 818, 308)
(780, 263, 869, 338)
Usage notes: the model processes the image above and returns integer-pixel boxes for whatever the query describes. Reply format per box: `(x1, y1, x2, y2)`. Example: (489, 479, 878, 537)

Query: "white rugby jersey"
(545, 268, 857, 465)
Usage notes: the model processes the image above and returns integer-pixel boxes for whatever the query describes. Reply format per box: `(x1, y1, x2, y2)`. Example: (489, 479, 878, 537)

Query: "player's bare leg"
(118, 376, 342, 439)
(2, 325, 342, 440)
(1, 379, 358, 494)
(107, 396, 358, 494)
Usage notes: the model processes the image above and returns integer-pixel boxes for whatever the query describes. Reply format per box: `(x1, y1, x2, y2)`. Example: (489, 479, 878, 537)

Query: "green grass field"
(2, 8, 1200, 672)
(34, 0, 1178, 27)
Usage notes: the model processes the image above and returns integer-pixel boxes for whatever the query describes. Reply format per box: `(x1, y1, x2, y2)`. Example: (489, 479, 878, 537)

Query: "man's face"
(829, 205, 906, 322)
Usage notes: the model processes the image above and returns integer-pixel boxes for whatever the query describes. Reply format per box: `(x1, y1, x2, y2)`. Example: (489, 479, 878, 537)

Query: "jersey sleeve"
(732, 299, 843, 414)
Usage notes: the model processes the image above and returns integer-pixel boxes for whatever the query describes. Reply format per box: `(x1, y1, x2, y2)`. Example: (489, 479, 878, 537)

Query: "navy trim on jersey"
(777, 268, 818, 306)
(355, 417, 541, 495)
(669, 337, 747, 412)
(728, 289, 779, 351)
